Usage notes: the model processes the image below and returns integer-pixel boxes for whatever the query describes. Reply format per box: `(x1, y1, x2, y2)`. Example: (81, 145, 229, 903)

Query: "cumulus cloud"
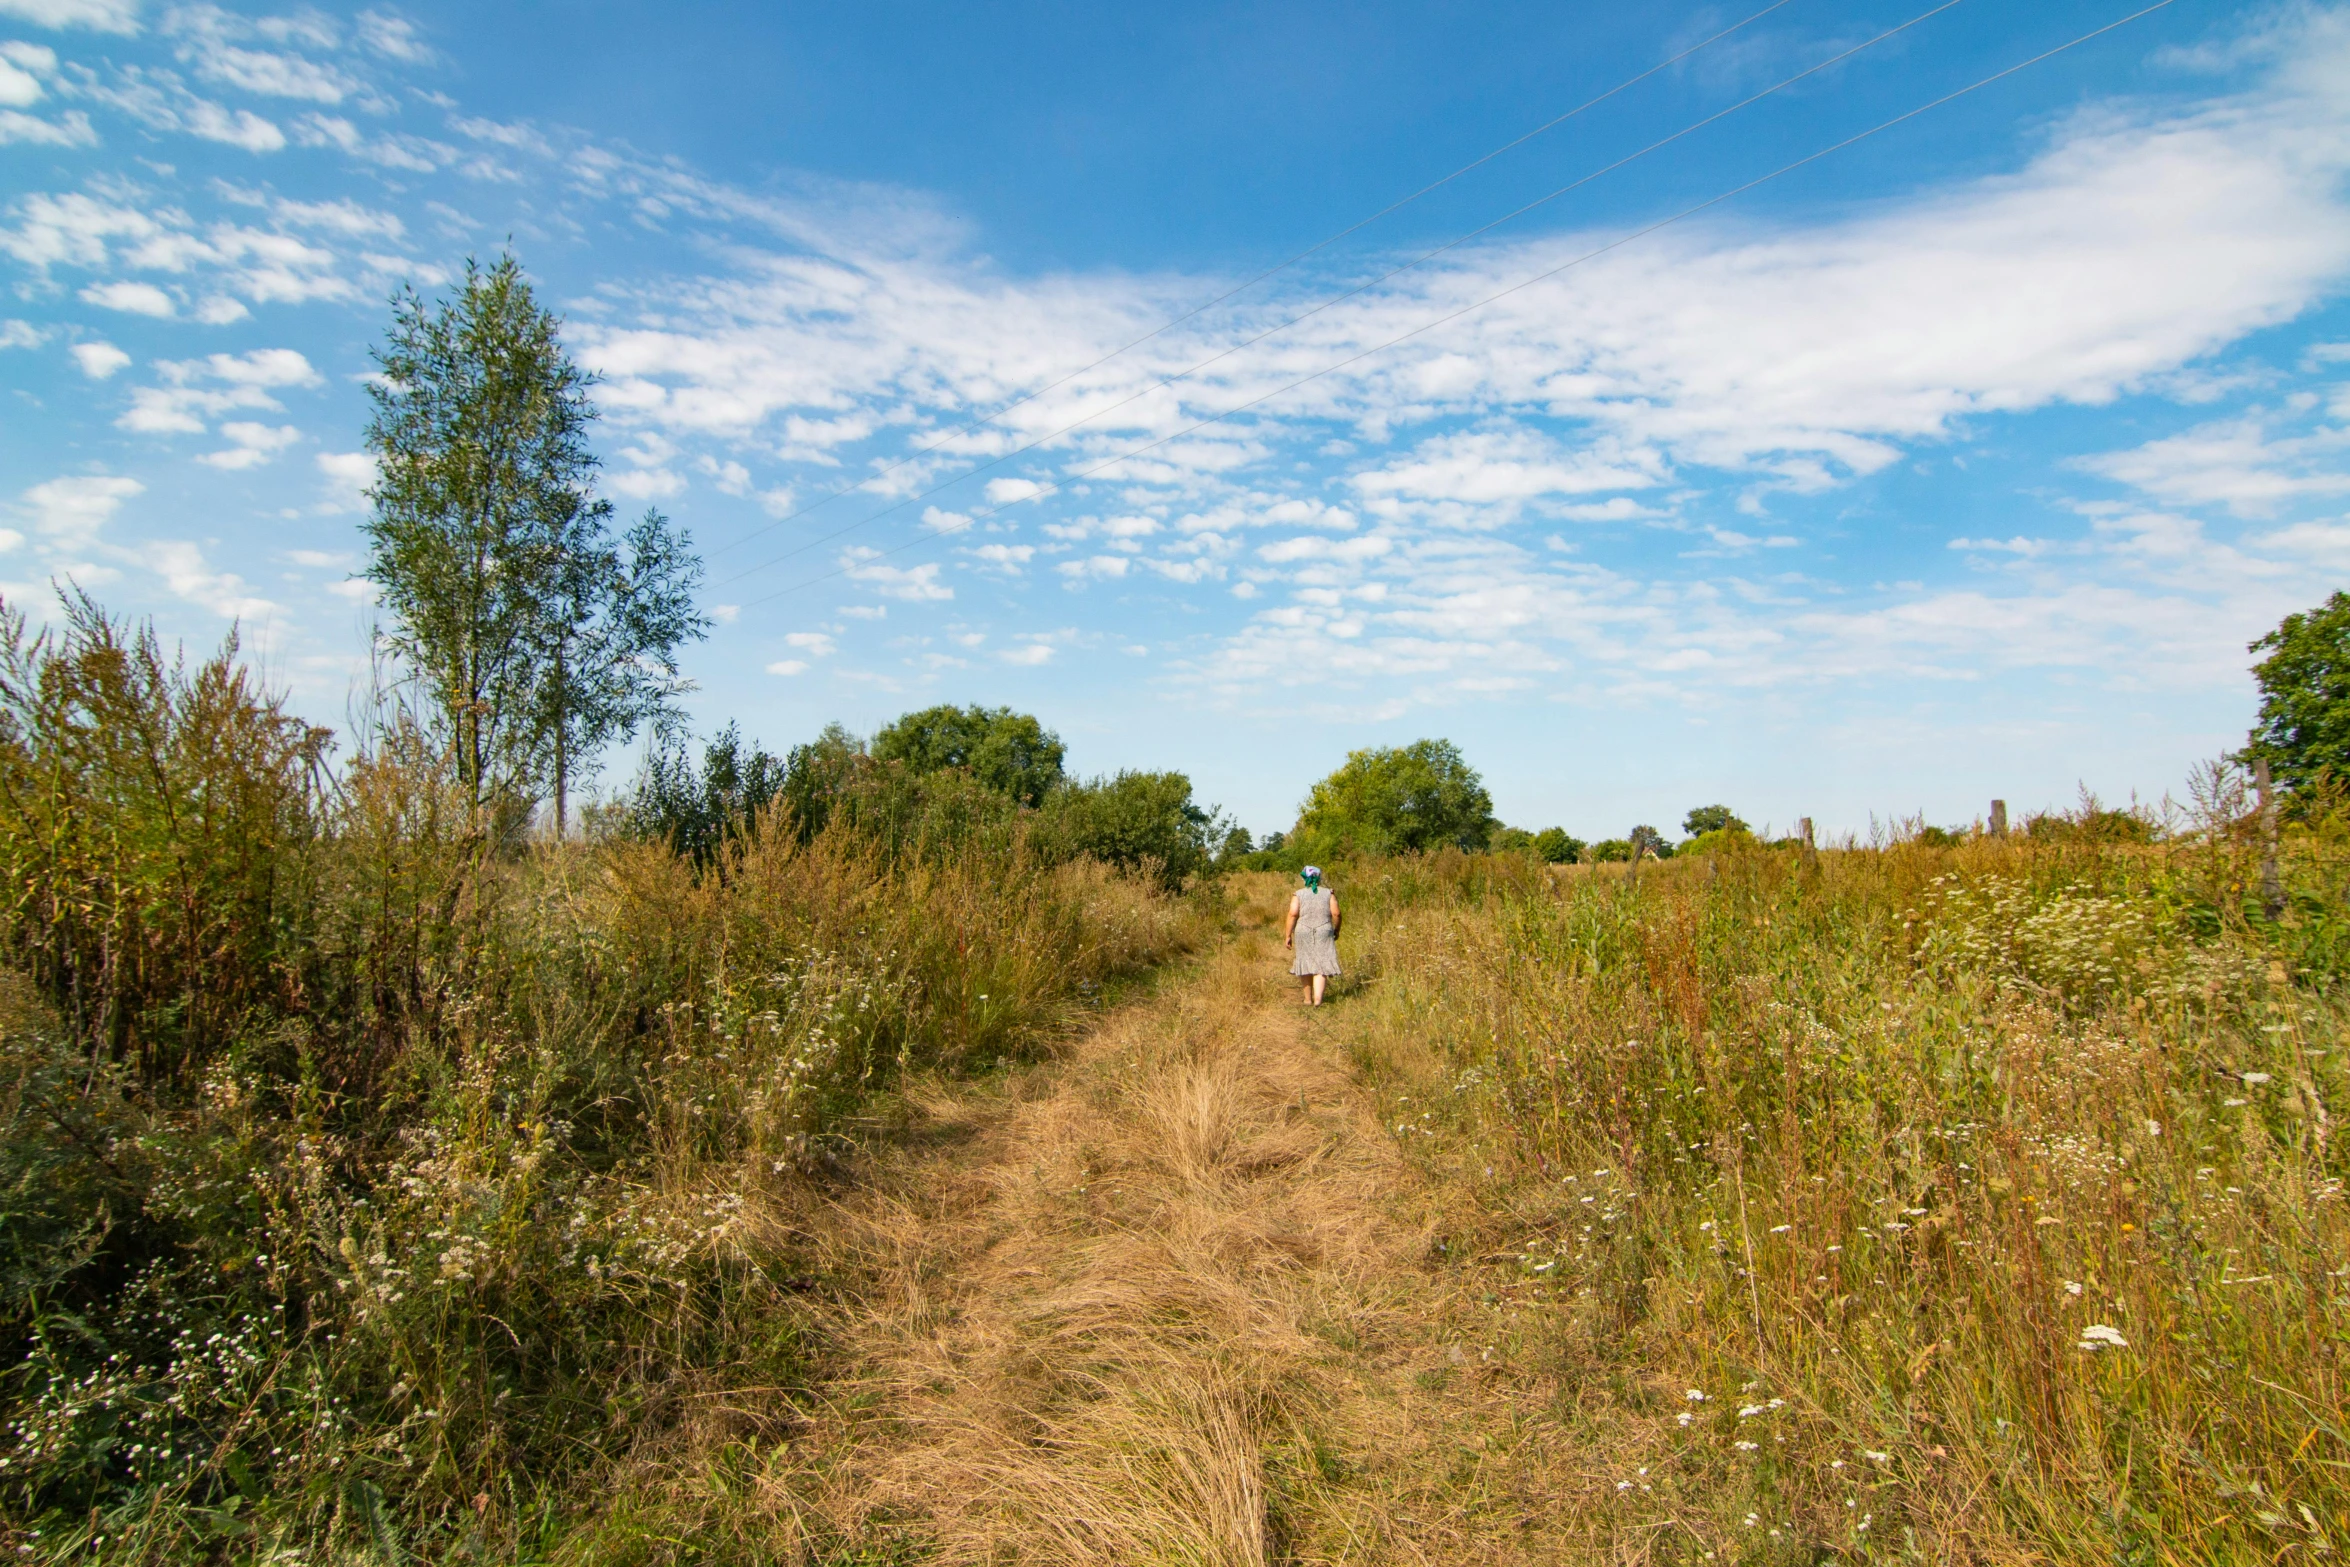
(0, 0, 140, 33)
(119, 347, 318, 434)
(70, 340, 130, 377)
(81, 279, 174, 315)
(20, 472, 141, 547)
(197, 419, 300, 468)
(2075, 415, 2350, 517)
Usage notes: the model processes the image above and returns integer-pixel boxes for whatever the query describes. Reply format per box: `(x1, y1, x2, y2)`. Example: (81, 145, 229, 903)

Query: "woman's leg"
(1299, 975, 1313, 1005)
(1310, 974, 1327, 1006)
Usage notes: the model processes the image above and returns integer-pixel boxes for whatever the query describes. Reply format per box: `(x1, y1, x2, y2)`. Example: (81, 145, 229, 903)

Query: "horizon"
(4, 0, 2347, 842)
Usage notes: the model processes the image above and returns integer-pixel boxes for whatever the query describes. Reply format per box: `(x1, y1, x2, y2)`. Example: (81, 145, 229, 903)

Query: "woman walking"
(1283, 865, 1342, 1006)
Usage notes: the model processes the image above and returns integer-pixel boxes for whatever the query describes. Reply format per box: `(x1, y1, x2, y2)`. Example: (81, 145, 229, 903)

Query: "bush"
(1038, 770, 1218, 891)
(1296, 739, 1495, 856)
(871, 704, 1065, 808)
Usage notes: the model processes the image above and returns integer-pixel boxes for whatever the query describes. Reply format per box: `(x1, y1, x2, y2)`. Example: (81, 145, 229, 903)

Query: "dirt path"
(780, 887, 1588, 1565)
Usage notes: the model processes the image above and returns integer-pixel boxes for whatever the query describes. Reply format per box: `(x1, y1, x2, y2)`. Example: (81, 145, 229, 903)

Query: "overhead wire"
(703, 0, 1804, 564)
(712, 0, 1964, 591)
(732, 0, 2179, 614)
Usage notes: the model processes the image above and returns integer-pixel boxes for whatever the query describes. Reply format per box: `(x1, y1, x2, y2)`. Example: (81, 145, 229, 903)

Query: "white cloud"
(354, 11, 428, 62)
(842, 551, 951, 601)
(765, 658, 809, 676)
(609, 467, 684, 500)
(783, 630, 835, 655)
(969, 542, 1033, 572)
(120, 348, 318, 434)
(0, 319, 41, 349)
(80, 279, 175, 316)
(2075, 416, 2350, 517)
(315, 449, 375, 511)
(19, 473, 140, 547)
(0, 0, 139, 33)
(1055, 554, 1129, 582)
(197, 420, 300, 469)
(70, 341, 130, 378)
(0, 40, 54, 105)
(1000, 641, 1056, 665)
(0, 107, 96, 144)
(144, 537, 278, 622)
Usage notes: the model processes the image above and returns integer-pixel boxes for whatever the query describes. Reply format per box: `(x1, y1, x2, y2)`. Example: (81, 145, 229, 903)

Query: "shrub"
(1038, 770, 1218, 891)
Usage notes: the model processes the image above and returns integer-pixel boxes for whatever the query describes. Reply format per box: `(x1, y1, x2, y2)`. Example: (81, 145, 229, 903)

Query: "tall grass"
(0, 600, 1204, 1563)
(1337, 807, 2346, 1561)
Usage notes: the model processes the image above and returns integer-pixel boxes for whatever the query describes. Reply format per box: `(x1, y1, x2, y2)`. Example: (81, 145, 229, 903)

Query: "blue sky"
(3, 0, 2347, 841)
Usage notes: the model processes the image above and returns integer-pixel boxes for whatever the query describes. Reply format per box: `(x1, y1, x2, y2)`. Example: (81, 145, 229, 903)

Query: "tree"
(1682, 804, 1748, 838)
(629, 723, 786, 866)
(363, 255, 703, 830)
(1628, 824, 1672, 860)
(1532, 827, 1584, 864)
(534, 507, 707, 834)
(2247, 590, 2350, 793)
(871, 704, 1065, 808)
(1296, 739, 1495, 856)
(1041, 771, 1218, 890)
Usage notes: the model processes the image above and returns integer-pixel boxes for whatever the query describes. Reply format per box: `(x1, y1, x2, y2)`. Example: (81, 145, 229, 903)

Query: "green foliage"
(2247, 588, 2350, 794)
(1338, 821, 2346, 1559)
(870, 705, 1065, 809)
(0, 594, 1206, 1561)
(2026, 807, 2155, 843)
(0, 592, 328, 1080)
(1675, 826, 1756, 856)
(1679, 803, 1746, 837)
(1038, 771, 1217, 891)
(1531, 827, 1583, 864)
(1585, 838, 1632, 863)
(1492, 826, 1585, 864)
(1296, 739, 1495, 857)
(627, 722, 787, 864)
(1626, 824, 1672, 859)
(363, 255, 705, 827)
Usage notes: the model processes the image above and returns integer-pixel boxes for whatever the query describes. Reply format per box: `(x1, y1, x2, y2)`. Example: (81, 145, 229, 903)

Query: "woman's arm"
(1328, 892, 1341, 938)
(1283, 893, 1300, 947)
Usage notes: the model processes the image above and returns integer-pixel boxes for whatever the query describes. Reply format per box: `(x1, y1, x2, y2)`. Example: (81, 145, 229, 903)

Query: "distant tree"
(534, 508, 706, 835)
(1217, 825, 1256, 864)
(1296, 739, 1495, 856)
(363, 254, 704, 829)
(629, 723, 785, 865)
(1682, 804, 1748, 838)
(779, 722, 868, 841)
(871, 704, 1065, 808)
(1586, 838, 1632, 863)
(2246, 590, 2350, 793)
(1532, 827, 1584, 864)
(1042, 771, 1217, 890)
(1628, 824, 1672, 860)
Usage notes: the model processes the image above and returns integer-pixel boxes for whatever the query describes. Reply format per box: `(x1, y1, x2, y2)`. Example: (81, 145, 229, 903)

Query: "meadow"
(1329, 804, 2347, 1561)
(0, 594, 2341, 1562)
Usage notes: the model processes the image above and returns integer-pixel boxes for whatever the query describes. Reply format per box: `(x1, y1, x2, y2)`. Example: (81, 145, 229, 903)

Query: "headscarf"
(1301, 865, 1322, 888)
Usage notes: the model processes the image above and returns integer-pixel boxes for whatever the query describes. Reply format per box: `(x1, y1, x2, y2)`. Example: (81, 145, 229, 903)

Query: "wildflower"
(1677, 1412, 1694, 1426)
(1863, 1450, 1891, 1463)
(1735, 1440, 1759, 1451)
(2242, 1072, 2271, 1085)
(2077, 1324, 2129, 1350)
(1685, 1389, 1708, 1401)
(1617, 1480, 1633, 1491)
(2063, 1281, 2083, 1296)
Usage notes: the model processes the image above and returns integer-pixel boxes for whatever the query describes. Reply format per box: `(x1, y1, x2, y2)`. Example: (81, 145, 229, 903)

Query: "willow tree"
(362, 255, 705, 833)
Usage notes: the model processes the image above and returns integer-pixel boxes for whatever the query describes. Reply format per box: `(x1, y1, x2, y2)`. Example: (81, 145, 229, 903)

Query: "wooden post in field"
(2256, 759, 2284, 920)
(1799, 816, 1817, 871)
(1989, 799, 2007, 839)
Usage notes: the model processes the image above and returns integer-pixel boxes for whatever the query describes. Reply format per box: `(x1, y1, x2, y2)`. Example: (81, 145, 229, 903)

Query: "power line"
(735, 0, 2179, 615)
(713, 0, 1962, 591)
(703, 0, 1803, 563)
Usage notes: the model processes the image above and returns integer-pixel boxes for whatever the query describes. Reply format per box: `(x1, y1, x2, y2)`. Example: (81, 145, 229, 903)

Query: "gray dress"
(1290, 887, 1341, 977)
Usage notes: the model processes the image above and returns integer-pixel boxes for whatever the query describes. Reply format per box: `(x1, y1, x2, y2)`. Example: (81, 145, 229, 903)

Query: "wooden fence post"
(1799, 816, 1817, 871)
(2256, 759, 2284, 920)
(1989, 799, 2007, 839)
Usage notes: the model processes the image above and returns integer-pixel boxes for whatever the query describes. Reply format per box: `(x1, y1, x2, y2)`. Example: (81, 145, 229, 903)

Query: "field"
(0, 603, 2341, 1562)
